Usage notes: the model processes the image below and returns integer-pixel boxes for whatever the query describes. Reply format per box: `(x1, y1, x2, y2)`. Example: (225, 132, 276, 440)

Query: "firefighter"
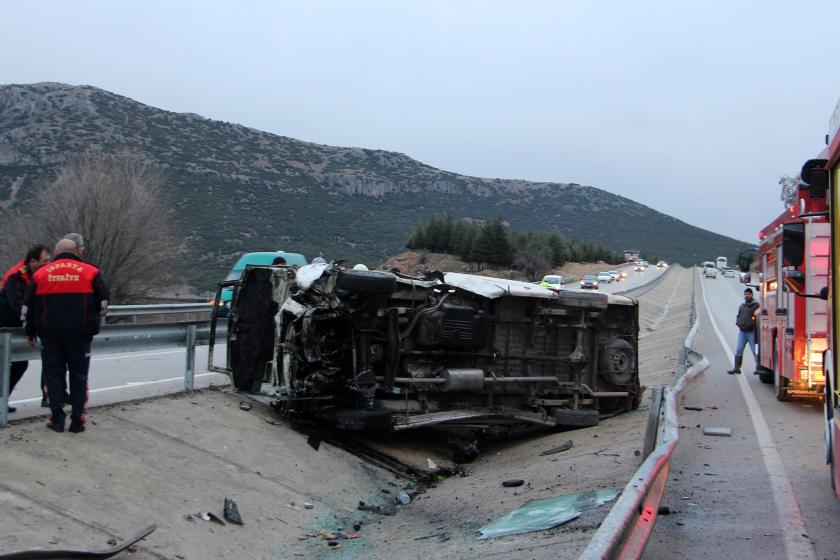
(0, 245, 50, 412)
(23, 238, 109, 433)
(728, 287, 760, 374)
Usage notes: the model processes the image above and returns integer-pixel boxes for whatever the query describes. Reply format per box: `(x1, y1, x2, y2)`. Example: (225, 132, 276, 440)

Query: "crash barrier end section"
(0, 319, 222, 427)
(579, 292, 708, 560)
(642, 386, 664, 458)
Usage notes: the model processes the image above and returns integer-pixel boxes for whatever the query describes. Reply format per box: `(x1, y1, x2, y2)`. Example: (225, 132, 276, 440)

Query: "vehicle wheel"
(758, 368, 774, 384)
(336, 270, 397, 294)
(552, 408, 600, 428)
(774, 367, 790, 402)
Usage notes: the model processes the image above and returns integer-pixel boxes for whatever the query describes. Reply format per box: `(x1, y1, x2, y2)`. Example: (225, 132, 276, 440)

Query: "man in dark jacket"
(0, 244, 50, 412)
(23, 239, 108, 433)
(728, 288, 761, 374)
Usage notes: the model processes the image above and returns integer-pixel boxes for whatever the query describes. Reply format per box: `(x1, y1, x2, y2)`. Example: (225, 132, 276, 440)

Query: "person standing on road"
(0, 245, 50, 412)
(728, 287, 760, 374)
(23, 239, 109, 433)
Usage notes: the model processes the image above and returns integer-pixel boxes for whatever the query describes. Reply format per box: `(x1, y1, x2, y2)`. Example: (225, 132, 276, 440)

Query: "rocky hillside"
(0, 83, 753, 290)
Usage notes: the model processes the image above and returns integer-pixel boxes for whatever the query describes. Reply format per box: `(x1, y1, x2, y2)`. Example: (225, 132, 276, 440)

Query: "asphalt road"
(8, 344, 229, 419)
(566, 263, 666, 294)
(644, 269, 840, 560)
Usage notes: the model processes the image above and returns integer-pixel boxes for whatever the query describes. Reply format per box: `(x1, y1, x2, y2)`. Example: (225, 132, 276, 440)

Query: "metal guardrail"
(614, 266, 672, 299)
(580, 269, 707, 559)
(105, 303, 212, 323)
(0, 303, 223, 427)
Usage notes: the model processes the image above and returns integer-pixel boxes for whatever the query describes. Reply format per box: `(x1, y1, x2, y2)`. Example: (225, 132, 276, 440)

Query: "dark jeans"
(41, 334, 92, 424)
(9, 361, 27, 395)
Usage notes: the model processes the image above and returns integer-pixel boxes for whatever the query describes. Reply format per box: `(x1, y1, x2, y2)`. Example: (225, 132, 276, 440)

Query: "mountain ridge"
(0, 82, 753, 290)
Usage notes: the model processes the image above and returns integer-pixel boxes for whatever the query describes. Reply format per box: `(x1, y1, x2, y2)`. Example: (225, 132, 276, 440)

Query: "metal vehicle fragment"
(0, 524, 157, 560)
(210, 263, 641, 454)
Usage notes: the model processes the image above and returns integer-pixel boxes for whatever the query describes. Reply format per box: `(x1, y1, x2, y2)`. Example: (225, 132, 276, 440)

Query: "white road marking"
(90, 349, 186, 361)
(9, 372, 226, 405)
(699, 270, 816, 560)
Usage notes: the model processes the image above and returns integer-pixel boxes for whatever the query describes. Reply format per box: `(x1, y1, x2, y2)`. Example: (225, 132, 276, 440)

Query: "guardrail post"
(185, 324, 197, 392)
(0, 332, 11, 428)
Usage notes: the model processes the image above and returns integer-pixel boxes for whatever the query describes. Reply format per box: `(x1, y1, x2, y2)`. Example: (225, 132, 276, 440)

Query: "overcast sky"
(4, 1, 840, 243)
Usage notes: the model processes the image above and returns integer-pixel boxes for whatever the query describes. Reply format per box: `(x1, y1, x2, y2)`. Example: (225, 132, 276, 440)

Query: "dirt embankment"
(381, 252, 627, 281)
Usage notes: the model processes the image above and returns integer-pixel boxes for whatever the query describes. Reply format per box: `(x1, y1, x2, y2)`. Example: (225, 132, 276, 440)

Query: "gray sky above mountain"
(3, 1, 840, 244)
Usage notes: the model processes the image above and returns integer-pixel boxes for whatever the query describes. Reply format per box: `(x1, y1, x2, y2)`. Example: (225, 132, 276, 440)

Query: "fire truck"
(822, 97, 840, 496)
(753, 167, 829, 401)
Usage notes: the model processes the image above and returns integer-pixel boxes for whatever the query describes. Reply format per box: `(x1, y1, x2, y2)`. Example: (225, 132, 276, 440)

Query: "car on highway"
(723, 267, 736, 278)
(634, 263, 646, 272)
(539, 274, 564, 290)
(656, 261, 668, 268)
(597, 272, 613, 284)
(620, 270, 628, 279)
(608, 270, 621, 281)
(580, 274, 599, 289)
(702, 261, 718, 278)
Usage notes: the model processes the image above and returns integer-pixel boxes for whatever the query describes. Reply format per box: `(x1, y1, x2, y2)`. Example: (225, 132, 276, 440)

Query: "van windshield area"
(225, 270, 243, 282)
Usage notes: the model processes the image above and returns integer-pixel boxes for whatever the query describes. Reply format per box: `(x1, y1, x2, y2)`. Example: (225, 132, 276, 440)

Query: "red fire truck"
(821, 98, 840, 496)
(753, 173, 829, 401)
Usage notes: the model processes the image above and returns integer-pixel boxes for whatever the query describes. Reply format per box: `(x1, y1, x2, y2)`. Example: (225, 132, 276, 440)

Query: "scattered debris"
(697, 442, 712, 449)
(703, 426, 732, 437)
(502, 479, 525, 488)
(320, 530, 337, 540)
(539, 440, 574, 456)
(285, 503, 302, 511)
(634, 449, 641, 457)
(657, 506, 672, 515)
(478, 488, 621, 539)
(107, 538, 118, 546)
(197, 511, 226, 525)
(395, 491, 411, 505)
(307, 434, 322, 451)
(183, 514, 194, 522)
(327, 541, 341, 550)
(683, 406, 704, 411)
(303, 502, 314, 510)
(426, 458, 439, 471)
(224, 497, 243, 526)
(337, 530, 359, 539)
(207, 383, 220, 391)
(358, 501, 396, 516)
(239, 401, 252, 411)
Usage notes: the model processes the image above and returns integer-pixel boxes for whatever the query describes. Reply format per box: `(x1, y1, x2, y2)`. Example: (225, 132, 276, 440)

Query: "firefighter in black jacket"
(23, 239, 109, 433)
(0, 244, 50, 412)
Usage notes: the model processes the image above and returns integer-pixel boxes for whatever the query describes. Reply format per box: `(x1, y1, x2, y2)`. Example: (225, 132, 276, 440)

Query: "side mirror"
(782, 223, 805, 267)
(820, 286, 829, 300)
(740, 272, 751, 284)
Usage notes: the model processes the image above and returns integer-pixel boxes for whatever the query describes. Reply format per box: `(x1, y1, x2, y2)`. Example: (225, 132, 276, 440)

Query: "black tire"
(336, 270, 397, 294)
(553, 408, 600, 428)
(775, 366, 790, 402)
(758, 369, 774, 384)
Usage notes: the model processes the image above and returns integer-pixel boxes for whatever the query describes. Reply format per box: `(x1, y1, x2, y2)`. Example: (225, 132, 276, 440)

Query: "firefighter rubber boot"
(727, 355, 742, 375)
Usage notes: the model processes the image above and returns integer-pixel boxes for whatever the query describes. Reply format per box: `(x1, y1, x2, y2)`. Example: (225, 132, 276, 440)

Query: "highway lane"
(8, 344, 229, 420)
(565, 262, 667, 294)
(644, 269, 840, 559)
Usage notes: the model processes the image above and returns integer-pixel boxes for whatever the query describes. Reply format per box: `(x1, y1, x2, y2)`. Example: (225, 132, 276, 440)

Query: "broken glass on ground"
(477, 487, 621, 540)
